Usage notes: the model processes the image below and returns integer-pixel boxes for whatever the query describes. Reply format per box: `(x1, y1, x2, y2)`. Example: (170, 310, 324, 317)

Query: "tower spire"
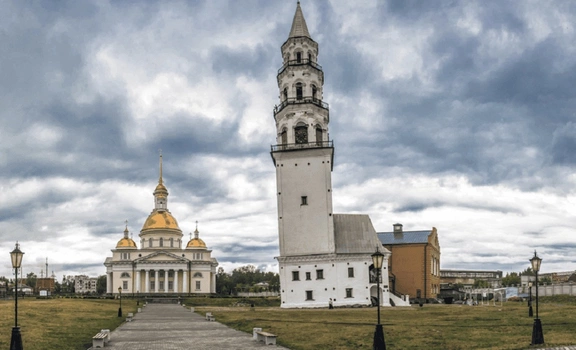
(289, 1, 311, 39)
(158, 149, 163, 185)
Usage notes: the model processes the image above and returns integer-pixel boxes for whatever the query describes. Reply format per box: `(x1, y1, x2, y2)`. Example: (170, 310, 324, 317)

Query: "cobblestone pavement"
(94, 303, 289, 350)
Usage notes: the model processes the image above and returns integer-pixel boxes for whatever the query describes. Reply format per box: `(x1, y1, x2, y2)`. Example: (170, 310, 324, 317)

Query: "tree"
(97, 275, 107, 294)
(215, 265, 280, 296)
(501, 272, 521, 286)
(473, 280, 489, 288)
(26, 272, 37, 289)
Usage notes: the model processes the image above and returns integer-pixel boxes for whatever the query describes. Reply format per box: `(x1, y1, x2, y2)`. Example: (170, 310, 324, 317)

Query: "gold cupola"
(186, 223, 207, 249)
(141, 153, 183, 233)
(116, 224, 137, 248)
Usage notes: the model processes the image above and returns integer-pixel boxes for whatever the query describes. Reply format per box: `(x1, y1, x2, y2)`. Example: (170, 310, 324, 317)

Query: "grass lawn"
(195, 298, 576, 350)
(0, 297, 138, 350)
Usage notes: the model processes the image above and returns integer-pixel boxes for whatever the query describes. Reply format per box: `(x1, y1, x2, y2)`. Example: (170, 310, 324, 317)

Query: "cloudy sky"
(1, 0, 575, 280)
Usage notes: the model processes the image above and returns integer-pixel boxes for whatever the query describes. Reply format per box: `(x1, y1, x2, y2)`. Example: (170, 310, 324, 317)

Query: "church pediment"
(135, 251, 189, 263)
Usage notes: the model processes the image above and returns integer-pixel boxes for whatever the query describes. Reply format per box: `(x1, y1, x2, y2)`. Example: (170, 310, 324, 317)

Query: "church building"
(104, 155, 218, 296)
(271, 3, 409, 308)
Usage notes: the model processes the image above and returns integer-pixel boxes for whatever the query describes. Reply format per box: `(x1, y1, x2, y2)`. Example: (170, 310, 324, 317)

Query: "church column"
(145, 270, 150, 293)
(154, 270, 159, 293)
(211, 272, 216, 293)
(107, 272, 112, 294)
(182, 270, 188, 294)
(174, 269, 179, 293)
(136, 270, 141, 293)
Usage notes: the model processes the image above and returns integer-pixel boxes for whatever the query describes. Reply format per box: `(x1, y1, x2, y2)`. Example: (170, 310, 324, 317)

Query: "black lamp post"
(530, 250, 544, 345)
(118, 287, 123, 317)
(372, 248, 386, 350)
(10, 242, 24, 350)
(528, 281, 533, 317)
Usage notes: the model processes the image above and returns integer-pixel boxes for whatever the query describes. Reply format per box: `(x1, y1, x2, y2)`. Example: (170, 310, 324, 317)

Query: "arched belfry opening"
(295, 123, 308, 144)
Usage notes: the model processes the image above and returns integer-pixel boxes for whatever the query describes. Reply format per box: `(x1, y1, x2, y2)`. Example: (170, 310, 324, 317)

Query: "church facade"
(104, 156, 218, 296)
(271, 3, 409, 308)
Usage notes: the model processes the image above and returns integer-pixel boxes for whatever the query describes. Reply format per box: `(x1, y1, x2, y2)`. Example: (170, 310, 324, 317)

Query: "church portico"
(104, 155, 218, 296)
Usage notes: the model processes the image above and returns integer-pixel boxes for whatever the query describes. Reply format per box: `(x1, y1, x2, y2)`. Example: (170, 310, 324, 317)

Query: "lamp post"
(530, 251, 544, 345)
(10, 242, 24, 350)
(371, 248, 386, 350)
(118, 287, 123, 317)
(528, 281, 533, 317)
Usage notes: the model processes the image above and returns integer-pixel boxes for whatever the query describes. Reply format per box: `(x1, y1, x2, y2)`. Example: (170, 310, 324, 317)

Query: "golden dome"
(186, 237, 206, 249)
(155, 183, 167, 193)
(116, 237, 137, 248)
(141, 210, 182, 232)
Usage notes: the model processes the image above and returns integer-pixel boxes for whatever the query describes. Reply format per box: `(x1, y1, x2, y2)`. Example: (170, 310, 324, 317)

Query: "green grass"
(0, 298, 138, 350)
(195, 297, 576, 350)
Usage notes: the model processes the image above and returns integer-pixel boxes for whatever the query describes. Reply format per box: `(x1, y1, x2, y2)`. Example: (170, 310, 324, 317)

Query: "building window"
(301, 196, 308, 205)
(193, 272, 203, 278)
(159, 281, 165, 291)
(123, 281, 128, 290)
(348, 267, 354, 278)
(346, 288, 353, 298)
(196, 281, 201, 290)
(292, 271, 300, 281)
(296, 83, 303, 100)
(160, 238, 164, 247)
(306, 290, 313, 300)
(306, 272, 311, 280)
(168, 281, 173, 290)
(316, 269, 324, 280)
(170, 238, 174, 247)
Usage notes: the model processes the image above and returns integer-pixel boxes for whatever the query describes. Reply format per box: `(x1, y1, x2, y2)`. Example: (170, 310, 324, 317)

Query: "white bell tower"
(271, 2, 335, 257)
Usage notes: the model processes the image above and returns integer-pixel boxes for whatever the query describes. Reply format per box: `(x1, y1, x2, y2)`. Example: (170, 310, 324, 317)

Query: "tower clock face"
(295, 127, 308, 144)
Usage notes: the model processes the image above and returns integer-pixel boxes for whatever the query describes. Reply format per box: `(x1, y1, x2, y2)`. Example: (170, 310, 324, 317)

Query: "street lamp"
(530, 250, 544, 345)
(528, 281, 533, 317)
(10, 242, 24, 350)
(371, 247, 386, 350)
(118, 287, 123, 317)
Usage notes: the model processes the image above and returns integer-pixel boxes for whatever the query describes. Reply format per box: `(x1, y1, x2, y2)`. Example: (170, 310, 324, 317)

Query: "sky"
(1, 0, 575, 280)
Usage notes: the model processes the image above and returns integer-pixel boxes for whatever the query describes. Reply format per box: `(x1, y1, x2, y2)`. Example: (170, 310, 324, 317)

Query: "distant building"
(74, 275, 98, 294)
(540, 271, 576, 284)
(36, 277, 56, 294)
(378, 224, 441, 300)
(440, 269, 502, 288)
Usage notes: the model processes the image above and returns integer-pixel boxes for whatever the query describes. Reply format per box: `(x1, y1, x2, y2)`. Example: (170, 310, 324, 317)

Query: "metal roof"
(377, 230, 432, 245)
(333, 214, 385, 254)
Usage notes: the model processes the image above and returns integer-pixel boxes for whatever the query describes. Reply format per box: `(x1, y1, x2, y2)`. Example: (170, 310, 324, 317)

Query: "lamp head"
(530, 250, 542, 273)
(371, 247, 385, 270)
(118, 287, 122, 293)
(10, 242, 24, 269)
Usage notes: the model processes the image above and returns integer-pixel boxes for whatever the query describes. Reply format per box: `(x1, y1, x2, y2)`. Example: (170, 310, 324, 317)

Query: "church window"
(121, 253, 130, 260)
(121, 272, 130, 278)
(305, 272, 311, 280)
(168, 271, 174, 278)
(159, 271, 165, 278)
(295, 124, 307, 144)
(316, 269, 324, 280)
(168, 281, 173, 290)
(193, 272, 203, 278)
(301, 196, 308, 205)
(159, 238, 164, 247)
(295, 83, 303, 100)
(348, 267, 354, 278)
(123, 281, 128, 290)
(150, 281, 155, 290)
(149, 238, 153, 247)
(196, 281, 201, 290)
(296, 51, 302, 63)
(305, 290, 313, 300)
(292, 271, 300, 281)
(346, 288, 353, 298)
(159, 281, 165, 291)
(170, 238, 174, 247)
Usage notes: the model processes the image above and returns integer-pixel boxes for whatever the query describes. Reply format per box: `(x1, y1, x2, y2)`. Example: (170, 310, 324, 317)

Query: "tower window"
(348, 267, 355, 278)
(292, 271, 300, 281)
(316, 127, 322, 145)
(346, 288, 353, 298)
(308, 52, 312, 62)
(283, 88, 288, 101)
(281, 129, 287, 145)
(311, 85, 317, 100)
(306, 272, 311, 280)
(306, 290, 313, 300)
(316, 269, 324, 280)
(296, 83, 303, 100)
(301, 196, 308, 205)
(296, 51, 302, 63)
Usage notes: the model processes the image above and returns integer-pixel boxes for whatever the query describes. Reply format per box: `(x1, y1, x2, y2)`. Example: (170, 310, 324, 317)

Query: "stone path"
(93, 303, 289, 350)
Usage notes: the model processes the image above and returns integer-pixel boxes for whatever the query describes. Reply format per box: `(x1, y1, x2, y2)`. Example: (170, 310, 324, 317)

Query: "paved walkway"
(93, 303, 289, 349)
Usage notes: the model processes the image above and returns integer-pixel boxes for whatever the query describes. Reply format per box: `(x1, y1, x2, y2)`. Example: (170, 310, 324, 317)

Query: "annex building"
(104, 156, 218, 296)
(271, 3, 409, 308)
